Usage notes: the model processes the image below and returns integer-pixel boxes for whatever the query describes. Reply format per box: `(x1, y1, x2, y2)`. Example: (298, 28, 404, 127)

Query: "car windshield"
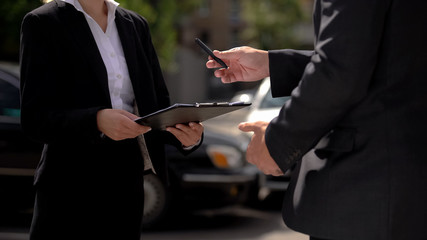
(260, 89, 290, 109)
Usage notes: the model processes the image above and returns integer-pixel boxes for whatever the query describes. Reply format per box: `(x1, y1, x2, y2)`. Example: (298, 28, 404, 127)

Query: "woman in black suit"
(20, 0, 203, 239)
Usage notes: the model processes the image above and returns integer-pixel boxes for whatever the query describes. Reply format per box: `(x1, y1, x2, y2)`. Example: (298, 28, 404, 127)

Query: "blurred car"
(246, 77, 290, 124)
(0, 62, 41, 214)
(143, 125, 258, 228)
(244, 78, 292, 199)
(0, 62, 258, 229)
(230, 89, 255, 104)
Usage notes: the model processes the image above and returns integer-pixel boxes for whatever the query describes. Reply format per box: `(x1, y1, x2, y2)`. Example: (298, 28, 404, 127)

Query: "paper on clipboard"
(134, 102, 251, 130)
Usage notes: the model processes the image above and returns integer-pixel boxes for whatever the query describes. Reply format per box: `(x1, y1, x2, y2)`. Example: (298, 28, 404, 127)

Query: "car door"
(0, 66, 41, 177)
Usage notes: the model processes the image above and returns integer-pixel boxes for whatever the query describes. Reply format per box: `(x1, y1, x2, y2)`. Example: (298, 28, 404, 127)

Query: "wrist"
(261, 50, 270, 77)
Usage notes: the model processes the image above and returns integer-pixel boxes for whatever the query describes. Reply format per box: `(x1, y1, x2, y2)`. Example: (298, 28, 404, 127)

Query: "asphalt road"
(143, 206, 308, 240)
(0, 205, 308, 240)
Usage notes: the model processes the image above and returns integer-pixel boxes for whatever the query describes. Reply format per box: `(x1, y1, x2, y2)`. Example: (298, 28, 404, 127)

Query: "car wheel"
(142, 173, 169, 229)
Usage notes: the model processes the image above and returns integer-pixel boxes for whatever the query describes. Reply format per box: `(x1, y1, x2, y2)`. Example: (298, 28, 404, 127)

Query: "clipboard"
(134, 102, 251, 130)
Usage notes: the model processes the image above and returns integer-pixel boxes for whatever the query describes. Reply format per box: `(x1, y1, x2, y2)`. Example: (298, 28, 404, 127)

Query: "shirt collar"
(61, 0, 119, 17)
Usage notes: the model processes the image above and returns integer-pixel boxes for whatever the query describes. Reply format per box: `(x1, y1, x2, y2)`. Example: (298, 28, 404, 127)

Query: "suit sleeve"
(265, 0, 390, 172)
(268, 49, 314, 97)
(133, 14, 170, 110)
(20, 12, 104, 144)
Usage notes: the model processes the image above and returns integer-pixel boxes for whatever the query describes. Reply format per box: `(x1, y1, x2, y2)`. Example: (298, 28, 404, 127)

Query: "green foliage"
(0, 0, 43, 61)
(0, 0, 199, 70)
(120, 0, 177, 70)
(0, 0, 306, 67)
(120, 0, 200, 71)
(240, 0, 306, 50)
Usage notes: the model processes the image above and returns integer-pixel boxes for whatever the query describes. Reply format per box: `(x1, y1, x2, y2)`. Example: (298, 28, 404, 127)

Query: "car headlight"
(206, 144, 243, 169)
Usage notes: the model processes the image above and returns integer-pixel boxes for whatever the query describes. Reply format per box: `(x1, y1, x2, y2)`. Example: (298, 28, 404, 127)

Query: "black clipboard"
(134, 102, 251, 130)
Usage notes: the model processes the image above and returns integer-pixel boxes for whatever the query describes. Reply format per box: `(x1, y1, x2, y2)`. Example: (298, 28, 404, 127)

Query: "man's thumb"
(214, 49, 237, 60)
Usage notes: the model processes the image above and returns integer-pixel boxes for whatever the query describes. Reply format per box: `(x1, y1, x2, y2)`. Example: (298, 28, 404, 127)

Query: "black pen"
(195, 38, 228, 69)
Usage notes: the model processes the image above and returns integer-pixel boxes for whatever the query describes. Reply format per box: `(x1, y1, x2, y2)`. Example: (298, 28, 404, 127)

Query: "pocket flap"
(314, 128, 356, 158)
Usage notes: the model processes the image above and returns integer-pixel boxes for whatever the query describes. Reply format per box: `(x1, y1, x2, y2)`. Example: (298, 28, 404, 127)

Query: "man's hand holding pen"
(206, 46, 270, 84)
(204, 45, 282, 176)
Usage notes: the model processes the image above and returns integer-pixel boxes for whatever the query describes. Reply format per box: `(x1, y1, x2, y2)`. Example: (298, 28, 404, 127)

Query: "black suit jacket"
(20, 0, 194, 185)
(266, 0, 427, 239)
(20, 1, 199, 238)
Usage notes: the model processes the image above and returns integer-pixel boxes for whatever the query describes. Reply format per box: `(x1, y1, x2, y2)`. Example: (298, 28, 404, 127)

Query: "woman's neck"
(78, 0, 108, 32)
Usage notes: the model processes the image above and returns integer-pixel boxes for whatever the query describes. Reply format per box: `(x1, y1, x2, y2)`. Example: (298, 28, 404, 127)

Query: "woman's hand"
(97, 109, 151, 141)
(166, 122, 204, 148)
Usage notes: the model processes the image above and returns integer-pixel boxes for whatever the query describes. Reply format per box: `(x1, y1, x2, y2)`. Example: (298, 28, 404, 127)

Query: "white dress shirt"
(62, 0, 135, 113)
(61, 0, 199, 150)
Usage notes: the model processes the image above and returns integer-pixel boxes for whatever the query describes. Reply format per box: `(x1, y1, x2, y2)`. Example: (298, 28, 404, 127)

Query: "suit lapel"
(55, 0, 112, 105)
(115, 9, 157, 116)
(56, 1, 159, 115)
(114, 10, 140, 98)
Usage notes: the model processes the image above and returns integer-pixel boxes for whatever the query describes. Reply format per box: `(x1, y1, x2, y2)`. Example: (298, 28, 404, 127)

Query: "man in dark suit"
(207, 0, 427, 239)
(20, 0, 203, 239)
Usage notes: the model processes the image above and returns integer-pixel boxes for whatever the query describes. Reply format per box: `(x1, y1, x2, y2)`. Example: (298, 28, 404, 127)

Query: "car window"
(0, 78, 20, 117)
(259, 89, 290, 109)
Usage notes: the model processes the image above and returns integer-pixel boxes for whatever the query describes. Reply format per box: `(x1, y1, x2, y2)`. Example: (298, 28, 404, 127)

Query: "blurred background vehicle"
(202, 77, 292, 206)
(0, 62, 40, 215)
(0, 62, 259, 229)
(246, 78, 290, 124)
(144, 125, 259, 229)
(242, 78, 292, 201)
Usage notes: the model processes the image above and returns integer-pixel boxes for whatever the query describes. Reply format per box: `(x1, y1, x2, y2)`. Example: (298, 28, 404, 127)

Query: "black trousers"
(310, 237, 330, 240)
(29, 140, 145, 240)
